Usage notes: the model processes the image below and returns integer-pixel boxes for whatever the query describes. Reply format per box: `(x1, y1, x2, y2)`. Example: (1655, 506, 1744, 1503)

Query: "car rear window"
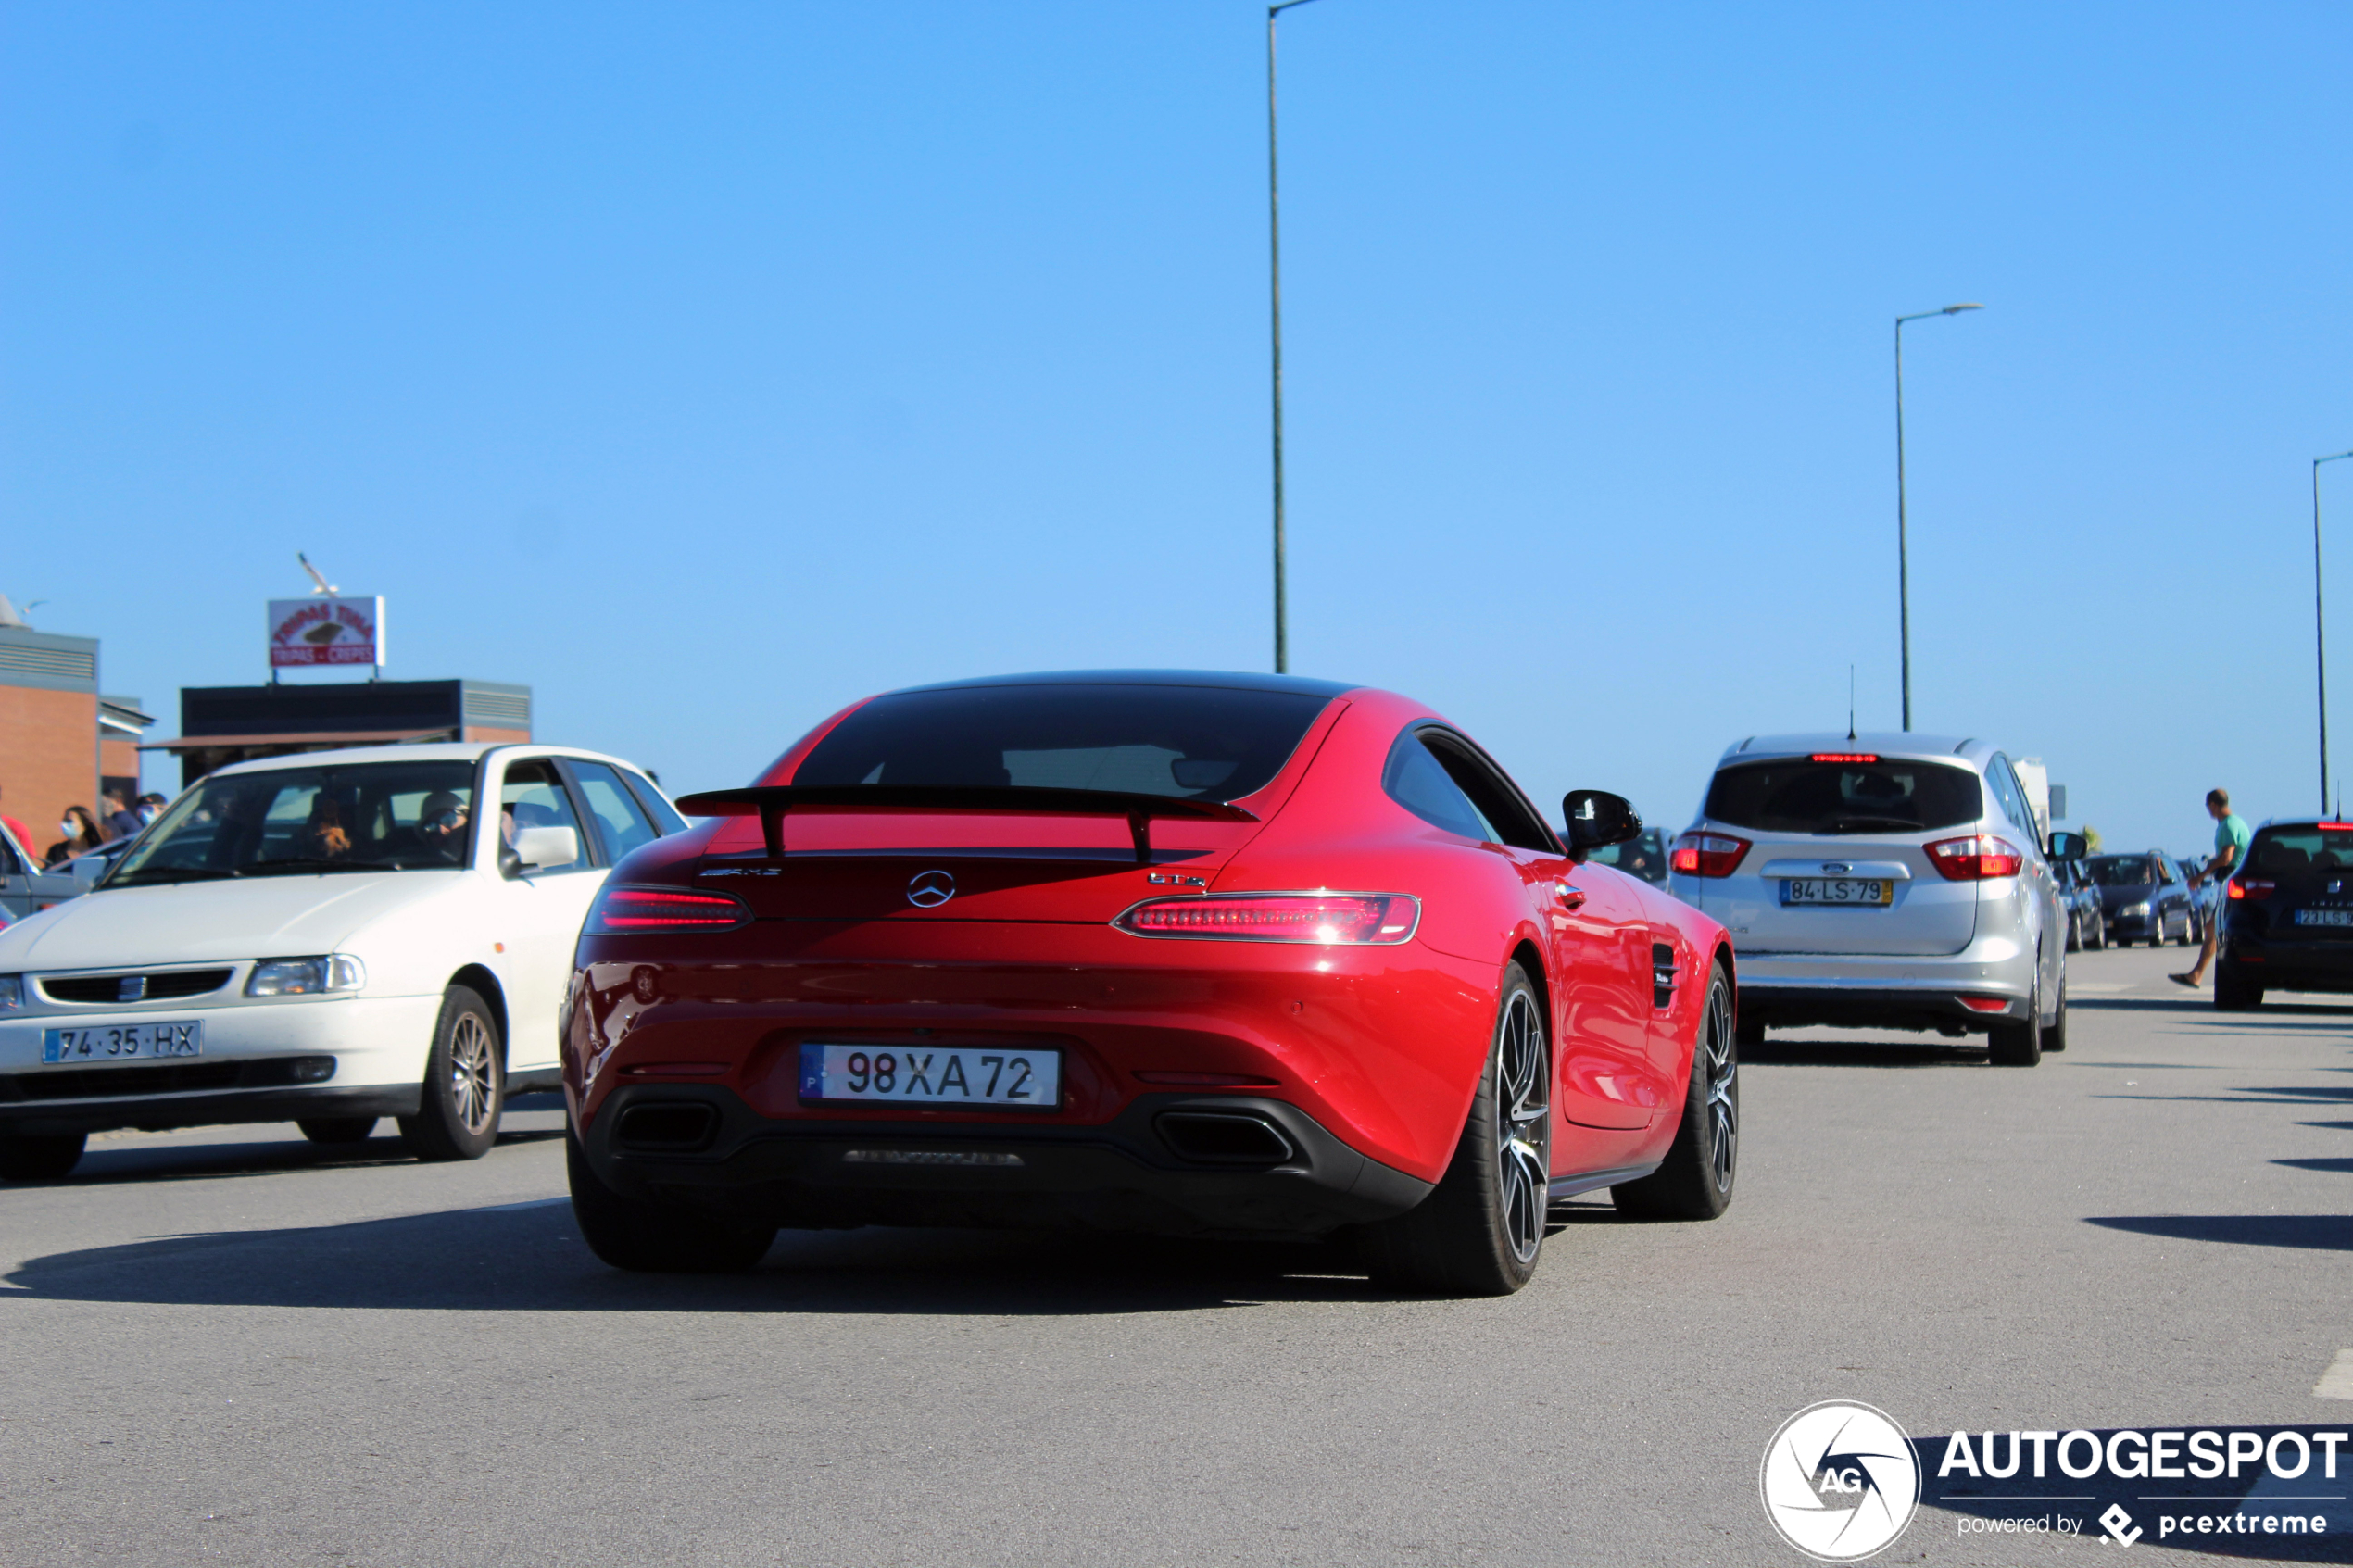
(792, 684, 1334, 805)
(2086, 856, 2155, 886)
(2246, 826, 2353, 881)
(1704, 759, 1983, 836)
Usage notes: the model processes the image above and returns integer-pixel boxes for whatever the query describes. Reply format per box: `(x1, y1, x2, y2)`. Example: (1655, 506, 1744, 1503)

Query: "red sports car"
(562, 671, 1738, 1295)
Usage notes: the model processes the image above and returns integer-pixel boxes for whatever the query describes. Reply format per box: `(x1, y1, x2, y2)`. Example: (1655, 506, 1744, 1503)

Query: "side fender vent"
(1652, 942, 1678, 1010)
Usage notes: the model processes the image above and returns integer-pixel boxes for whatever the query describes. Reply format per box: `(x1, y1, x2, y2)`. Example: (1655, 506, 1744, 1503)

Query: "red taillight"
(1114, 893, 1419, 945)
(1926, 834, 2024, 880)
(1959, 995, 2012, 1013)
(1671, 833, 1750, 877)
(1809, 753, 1881, 764)
(2231, 879, 2273, 901)
(588, 885, 750, 933)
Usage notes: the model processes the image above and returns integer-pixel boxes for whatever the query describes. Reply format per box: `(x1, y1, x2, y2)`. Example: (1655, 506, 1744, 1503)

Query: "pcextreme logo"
(1759, 1401, 1923, 1561)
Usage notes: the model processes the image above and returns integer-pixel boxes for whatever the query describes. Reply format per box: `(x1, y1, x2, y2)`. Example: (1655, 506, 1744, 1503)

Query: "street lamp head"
(1942, 303, 1984, 314)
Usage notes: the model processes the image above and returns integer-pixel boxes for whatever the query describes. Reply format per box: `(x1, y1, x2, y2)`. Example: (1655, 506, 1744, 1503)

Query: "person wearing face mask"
(44, 806, 107, 867)
(137, 793, 167, 825)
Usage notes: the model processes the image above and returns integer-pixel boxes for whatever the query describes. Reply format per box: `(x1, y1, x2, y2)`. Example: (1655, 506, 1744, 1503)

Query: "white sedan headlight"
(246, 955, 367, 997)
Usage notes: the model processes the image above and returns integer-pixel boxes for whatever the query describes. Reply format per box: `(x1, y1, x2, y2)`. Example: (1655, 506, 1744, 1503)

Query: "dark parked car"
(2084, 850, 2196, 947)
(1589, 825, 1669, 884)
(2056, 855, 2106, 951)
(2214, 821, 2353, 1008)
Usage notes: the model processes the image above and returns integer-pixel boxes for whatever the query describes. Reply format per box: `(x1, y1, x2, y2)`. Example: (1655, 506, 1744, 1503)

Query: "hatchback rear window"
(1704, 759, 1983, 836)
(2085, 856, 2156, 887)
(792, 684, 1334, 805)
(2246, 827, 2353, 880)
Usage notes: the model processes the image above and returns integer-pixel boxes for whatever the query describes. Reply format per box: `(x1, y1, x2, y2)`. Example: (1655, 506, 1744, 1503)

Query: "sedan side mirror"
(1562, 790, 1642, 860)
(503, 825, 581, 878)
(2048, 831, 2088, 863)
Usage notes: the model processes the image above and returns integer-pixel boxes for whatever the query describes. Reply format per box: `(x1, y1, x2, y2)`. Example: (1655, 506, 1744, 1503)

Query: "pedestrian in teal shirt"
(2175, 787, 2250, 988)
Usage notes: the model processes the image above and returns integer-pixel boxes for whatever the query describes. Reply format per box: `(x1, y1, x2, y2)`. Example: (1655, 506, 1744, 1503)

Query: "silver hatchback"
(1667, 734, 2068, 1065)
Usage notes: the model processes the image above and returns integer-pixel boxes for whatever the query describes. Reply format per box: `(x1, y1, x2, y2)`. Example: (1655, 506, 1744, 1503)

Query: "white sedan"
(0, 742, 685, 1180)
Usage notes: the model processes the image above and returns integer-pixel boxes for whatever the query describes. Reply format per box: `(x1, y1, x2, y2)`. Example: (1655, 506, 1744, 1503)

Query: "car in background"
(2083, 851, 2196, 947)
(1588, 825, 1669, 884)
(564, 670, 1738, 1296)
(2057, 856, 2106, 951)
(0, 824, 82, 922)
(2212, 820, 2353, 1008)
(0, 743, 686, 1182)
(1666, 734, 2069, 1066)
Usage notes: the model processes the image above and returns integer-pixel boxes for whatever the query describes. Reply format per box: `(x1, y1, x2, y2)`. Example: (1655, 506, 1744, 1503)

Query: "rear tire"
(2040, 985, 2068, 1053)
(1360, 963, 1551, 1297)
(2177, 909, 2196, 947)
(1987, 972, 2043, 1066)
(2089, 914, 2106, 950)
(397, 986, 503, 1162)
(2066, 912, 2081, 953)
(2215, 962, 2264, 1010)
(567, 1131, 775, 1273)
(297, 1117, 376, 1146)
(1613, 963, 1737, 1220)
(0, 1132, 85, 1182)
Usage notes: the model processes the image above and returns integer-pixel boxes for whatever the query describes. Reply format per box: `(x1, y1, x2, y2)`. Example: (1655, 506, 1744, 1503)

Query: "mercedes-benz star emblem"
(907, 870, 956, 908)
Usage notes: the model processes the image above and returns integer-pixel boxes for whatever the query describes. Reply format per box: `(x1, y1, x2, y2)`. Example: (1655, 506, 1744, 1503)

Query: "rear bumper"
(576, 1083, 1434, 1241)
(2222, 935, 2353, 993)
(1736, 985, 2029, 1034)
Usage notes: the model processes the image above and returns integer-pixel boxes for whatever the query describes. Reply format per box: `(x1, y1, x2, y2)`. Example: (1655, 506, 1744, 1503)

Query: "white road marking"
(2313, 1350, 2353, 1399)
(472, 1197, 569, 1213)
(2067, 983, 2133, 993)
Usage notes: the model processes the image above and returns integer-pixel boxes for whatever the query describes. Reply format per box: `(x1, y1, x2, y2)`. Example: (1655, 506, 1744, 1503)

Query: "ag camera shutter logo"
(1760, 1401, 1923, 1561)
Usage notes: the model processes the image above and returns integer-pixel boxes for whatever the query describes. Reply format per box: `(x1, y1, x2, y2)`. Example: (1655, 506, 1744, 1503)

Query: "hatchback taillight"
(1671, 834, 1750, 877)
(1926, 834, 2023, 880)
(2230, 879, 2273, 901)
(1114, 893, 1419, 945)
(587, 885, 751, 933)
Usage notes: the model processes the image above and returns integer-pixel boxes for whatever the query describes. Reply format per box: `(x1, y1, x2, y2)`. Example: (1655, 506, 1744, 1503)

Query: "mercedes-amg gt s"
(562, 671, 1738, 1296)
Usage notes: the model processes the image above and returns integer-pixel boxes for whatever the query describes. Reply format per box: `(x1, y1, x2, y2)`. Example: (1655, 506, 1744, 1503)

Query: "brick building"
(0, 621, 156, 858)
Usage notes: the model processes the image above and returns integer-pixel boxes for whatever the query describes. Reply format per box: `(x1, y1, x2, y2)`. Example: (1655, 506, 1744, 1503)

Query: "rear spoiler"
(672, 785, 1260, 864)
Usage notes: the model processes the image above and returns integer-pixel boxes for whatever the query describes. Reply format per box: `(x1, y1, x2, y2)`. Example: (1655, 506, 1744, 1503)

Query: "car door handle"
(1555, 884, 1586, 910)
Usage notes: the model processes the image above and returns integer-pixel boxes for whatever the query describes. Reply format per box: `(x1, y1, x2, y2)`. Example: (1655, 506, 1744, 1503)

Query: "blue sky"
(4, 3, 2347, 853)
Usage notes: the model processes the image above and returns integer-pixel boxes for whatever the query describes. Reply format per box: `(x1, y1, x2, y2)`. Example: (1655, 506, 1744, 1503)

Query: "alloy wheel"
(448, 1013, 497, 1135)
(1493, 989, 1551, 1263)
(1701, 979, 1739, 1192)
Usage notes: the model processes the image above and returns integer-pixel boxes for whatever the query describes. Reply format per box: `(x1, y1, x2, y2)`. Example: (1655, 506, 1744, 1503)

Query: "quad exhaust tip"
(1154, 1110, 1297, 1167)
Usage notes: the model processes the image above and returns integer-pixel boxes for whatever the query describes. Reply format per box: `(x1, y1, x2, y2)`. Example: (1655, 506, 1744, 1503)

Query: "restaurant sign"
(268, 596, 385, 669)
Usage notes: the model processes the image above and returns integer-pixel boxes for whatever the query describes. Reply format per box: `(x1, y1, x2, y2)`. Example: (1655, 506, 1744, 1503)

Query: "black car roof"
(890, 669, 1359, 697)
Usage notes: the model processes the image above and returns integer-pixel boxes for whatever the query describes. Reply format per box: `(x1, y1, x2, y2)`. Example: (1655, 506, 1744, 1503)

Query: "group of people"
(0, 786, 169, 869)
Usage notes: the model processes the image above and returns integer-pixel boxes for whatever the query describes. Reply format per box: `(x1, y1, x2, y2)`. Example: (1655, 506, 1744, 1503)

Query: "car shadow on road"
(1744, 1039, 1988, 1068)
(2085, 1214, 2353, 1251)
(0, 1198, 1538, 1314)
(55, 1125, 565, 1188)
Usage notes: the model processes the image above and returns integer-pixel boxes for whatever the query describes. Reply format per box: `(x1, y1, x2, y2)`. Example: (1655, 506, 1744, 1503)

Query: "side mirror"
(509, 825, 580, 876)
(2048, 831, 2088, 863)
(1562, 790, 1642, 860)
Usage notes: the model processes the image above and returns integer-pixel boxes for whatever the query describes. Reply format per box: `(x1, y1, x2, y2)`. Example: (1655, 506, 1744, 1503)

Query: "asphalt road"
(4, 939, 2348, 1567)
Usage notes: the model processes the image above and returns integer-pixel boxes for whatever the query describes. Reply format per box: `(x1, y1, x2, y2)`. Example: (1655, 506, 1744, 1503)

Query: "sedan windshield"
(107, 760, 479, 885)
(2085, 856, 2155, 887)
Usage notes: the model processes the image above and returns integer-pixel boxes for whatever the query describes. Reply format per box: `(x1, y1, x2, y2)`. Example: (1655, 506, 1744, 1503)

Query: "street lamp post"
(1267, 0, 1322, 675)
(1894, 302, 1982, 730)
(2315, 449, 2353, 811)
